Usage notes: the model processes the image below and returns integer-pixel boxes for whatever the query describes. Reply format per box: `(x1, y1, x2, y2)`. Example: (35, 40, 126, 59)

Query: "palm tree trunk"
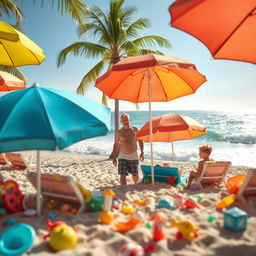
(109, 99, 120, 159)
(108, 56, 121, 159)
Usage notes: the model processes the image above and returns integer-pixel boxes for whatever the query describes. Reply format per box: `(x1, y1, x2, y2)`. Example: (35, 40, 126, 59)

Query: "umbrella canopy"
(169, 0, 256, 64)
(96, 53, 206, 184)
(0, 21, 45, 66)
(0, 71, 25, 91)
(137, 114, 206, 142)
(0, 84, 110, 152)
(96, 54, 206, 103)
(137, 113, 207, 161)
(0, 84, 111, 214)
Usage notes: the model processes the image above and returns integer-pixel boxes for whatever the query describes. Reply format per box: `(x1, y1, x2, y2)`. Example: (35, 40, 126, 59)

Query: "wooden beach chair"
(5, 152, 36, 171)
(141, 165, 188, 185)
(27, 172, 86, 215)
(236, 168, 256, 205)
(197, 161, 231, 186)
(0, 154, 8, 166)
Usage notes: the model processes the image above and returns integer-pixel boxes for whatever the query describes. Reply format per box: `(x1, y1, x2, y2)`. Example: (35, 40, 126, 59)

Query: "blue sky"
(2, 0, 256, 111)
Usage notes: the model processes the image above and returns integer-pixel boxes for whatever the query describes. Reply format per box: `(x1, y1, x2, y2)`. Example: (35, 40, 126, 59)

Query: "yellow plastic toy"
(99, 210, 113, 224)
(77, 183, 92, 203)
(49, 225, 77, 251)
(99, 189, 116, 224)
(215, 194, 236, 210)
(171, 219, 199, 242)
(122, 205, 136, 215)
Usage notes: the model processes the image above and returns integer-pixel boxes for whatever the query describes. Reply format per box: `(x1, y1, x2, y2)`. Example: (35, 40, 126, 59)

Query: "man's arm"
(138, 140, 144, 161)
(112, 131, 120, 166)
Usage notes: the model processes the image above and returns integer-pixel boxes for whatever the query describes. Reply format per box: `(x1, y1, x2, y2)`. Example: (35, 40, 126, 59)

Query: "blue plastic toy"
(0, 223, 35, 256)
(224, 207, 248, 232)
(47, 213, 57, 220)
(3, 218, 16, 226)
(156, 198, 176, 210)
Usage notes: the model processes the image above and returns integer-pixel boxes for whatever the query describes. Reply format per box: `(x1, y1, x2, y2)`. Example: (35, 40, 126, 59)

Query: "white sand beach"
(0, 151, 255, 256)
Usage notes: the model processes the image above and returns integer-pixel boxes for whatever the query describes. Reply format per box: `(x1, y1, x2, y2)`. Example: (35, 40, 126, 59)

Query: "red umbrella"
(169, 0, 256, 64)
(0, 71, 25, 91)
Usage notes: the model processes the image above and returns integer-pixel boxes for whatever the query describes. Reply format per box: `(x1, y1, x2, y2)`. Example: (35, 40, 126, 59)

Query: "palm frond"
(79, 7, 112, 44)
(0, 0, 24, 25)
(126, 18, 150, 38)
(133, 35, 172, 49)
(0, 65, 26, 83)
(57, 42, 107, 67)
(101, 93, 108, 106)
(76, 59, 106, 95)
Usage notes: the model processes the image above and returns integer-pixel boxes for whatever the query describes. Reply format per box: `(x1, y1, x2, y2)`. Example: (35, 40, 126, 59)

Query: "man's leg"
(120, 175, 127, 185)
(128, 160, 139, 184)
(118, 159, 128, 186)
(132, 175, 139, 184)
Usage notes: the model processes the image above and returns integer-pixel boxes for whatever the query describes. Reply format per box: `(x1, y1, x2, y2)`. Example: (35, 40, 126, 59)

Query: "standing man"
(112, 113, 144, 185)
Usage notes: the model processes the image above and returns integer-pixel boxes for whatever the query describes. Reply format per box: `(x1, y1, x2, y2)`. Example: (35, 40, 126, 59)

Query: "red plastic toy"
(2, 180, 24, 213)
(43, 219, 77, 239)
(182, 199, 200, 209)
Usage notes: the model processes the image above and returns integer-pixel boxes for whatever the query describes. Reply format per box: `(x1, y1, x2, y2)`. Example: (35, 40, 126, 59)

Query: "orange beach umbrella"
(96, 54, 206, 184)
(0, 71, 25, 91)
(96, 54, 206, 103)
(137, 113, 207, 161)
(169, 0, 256, 64)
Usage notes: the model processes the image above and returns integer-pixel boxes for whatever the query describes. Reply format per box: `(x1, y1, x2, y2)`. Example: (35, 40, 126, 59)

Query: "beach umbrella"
(137, 113, 207, 161)
(0, 84, 111, 215)
(169, 0, 256, 64)
(95, 53, 206, 184)
(0, 71, 25, 91)
(0, 21, 45, 66)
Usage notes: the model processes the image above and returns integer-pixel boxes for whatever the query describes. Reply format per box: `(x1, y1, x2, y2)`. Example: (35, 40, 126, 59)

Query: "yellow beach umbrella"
(0, 21, 45, 67)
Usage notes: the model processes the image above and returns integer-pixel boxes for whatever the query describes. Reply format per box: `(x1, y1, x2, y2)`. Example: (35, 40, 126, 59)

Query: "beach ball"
(119, 243, 145, 256)
(49, 225, 77, 251)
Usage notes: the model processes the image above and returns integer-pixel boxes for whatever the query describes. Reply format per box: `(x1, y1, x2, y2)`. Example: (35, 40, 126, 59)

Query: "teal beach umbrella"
(0, 84, 111, 215)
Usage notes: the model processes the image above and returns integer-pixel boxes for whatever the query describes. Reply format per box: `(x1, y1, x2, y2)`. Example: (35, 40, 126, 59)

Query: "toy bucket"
(0, 223, 35, 256)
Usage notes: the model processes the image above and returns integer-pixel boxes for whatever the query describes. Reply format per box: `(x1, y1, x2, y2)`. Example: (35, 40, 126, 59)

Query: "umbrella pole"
(171, 142, 175, 163)
(36, 150, 41, 216)
(148, 69, 154, 185)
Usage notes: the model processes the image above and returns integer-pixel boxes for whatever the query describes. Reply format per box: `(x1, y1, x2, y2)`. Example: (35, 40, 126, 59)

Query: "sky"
(2, 0, 256, 112)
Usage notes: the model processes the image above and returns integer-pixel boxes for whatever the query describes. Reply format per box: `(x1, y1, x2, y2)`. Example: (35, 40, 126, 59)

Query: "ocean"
(66, 110, 256, 168)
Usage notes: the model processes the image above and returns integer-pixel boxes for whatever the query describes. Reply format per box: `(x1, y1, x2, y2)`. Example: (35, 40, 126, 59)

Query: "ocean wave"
(206, 131, 256, 144)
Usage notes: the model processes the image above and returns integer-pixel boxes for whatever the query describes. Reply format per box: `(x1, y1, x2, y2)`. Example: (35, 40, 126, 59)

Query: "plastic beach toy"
(119, 243, 145, 256)
(119, 243, 156, 256)
(216, 194, 236, 210)
(0, 223, 35, 256)
(171, 219, 199, 242)
(225, 174, 246, 194)
(115, 216, 141, 232)
(44, 219, 77, 251)
(2, 180, 24, 213)
(49, 225, 77, 251)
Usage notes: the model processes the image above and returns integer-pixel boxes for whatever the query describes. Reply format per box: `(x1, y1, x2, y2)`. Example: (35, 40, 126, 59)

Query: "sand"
(0, 151, 255, 256)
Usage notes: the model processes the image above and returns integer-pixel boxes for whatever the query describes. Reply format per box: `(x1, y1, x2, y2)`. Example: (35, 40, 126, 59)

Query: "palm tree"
(0, 0, 88, 81)
(57, 0, 172, 140)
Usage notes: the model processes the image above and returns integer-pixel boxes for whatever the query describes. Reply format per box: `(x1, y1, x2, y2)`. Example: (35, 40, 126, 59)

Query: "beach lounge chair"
(0, 154, 8, 166)
(197, 161, 231, 186)
(27, 172, 86, 215)
(236, 168, 256, 205)
(141, 165, 188, 185)
(5, 152, 36, 171)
